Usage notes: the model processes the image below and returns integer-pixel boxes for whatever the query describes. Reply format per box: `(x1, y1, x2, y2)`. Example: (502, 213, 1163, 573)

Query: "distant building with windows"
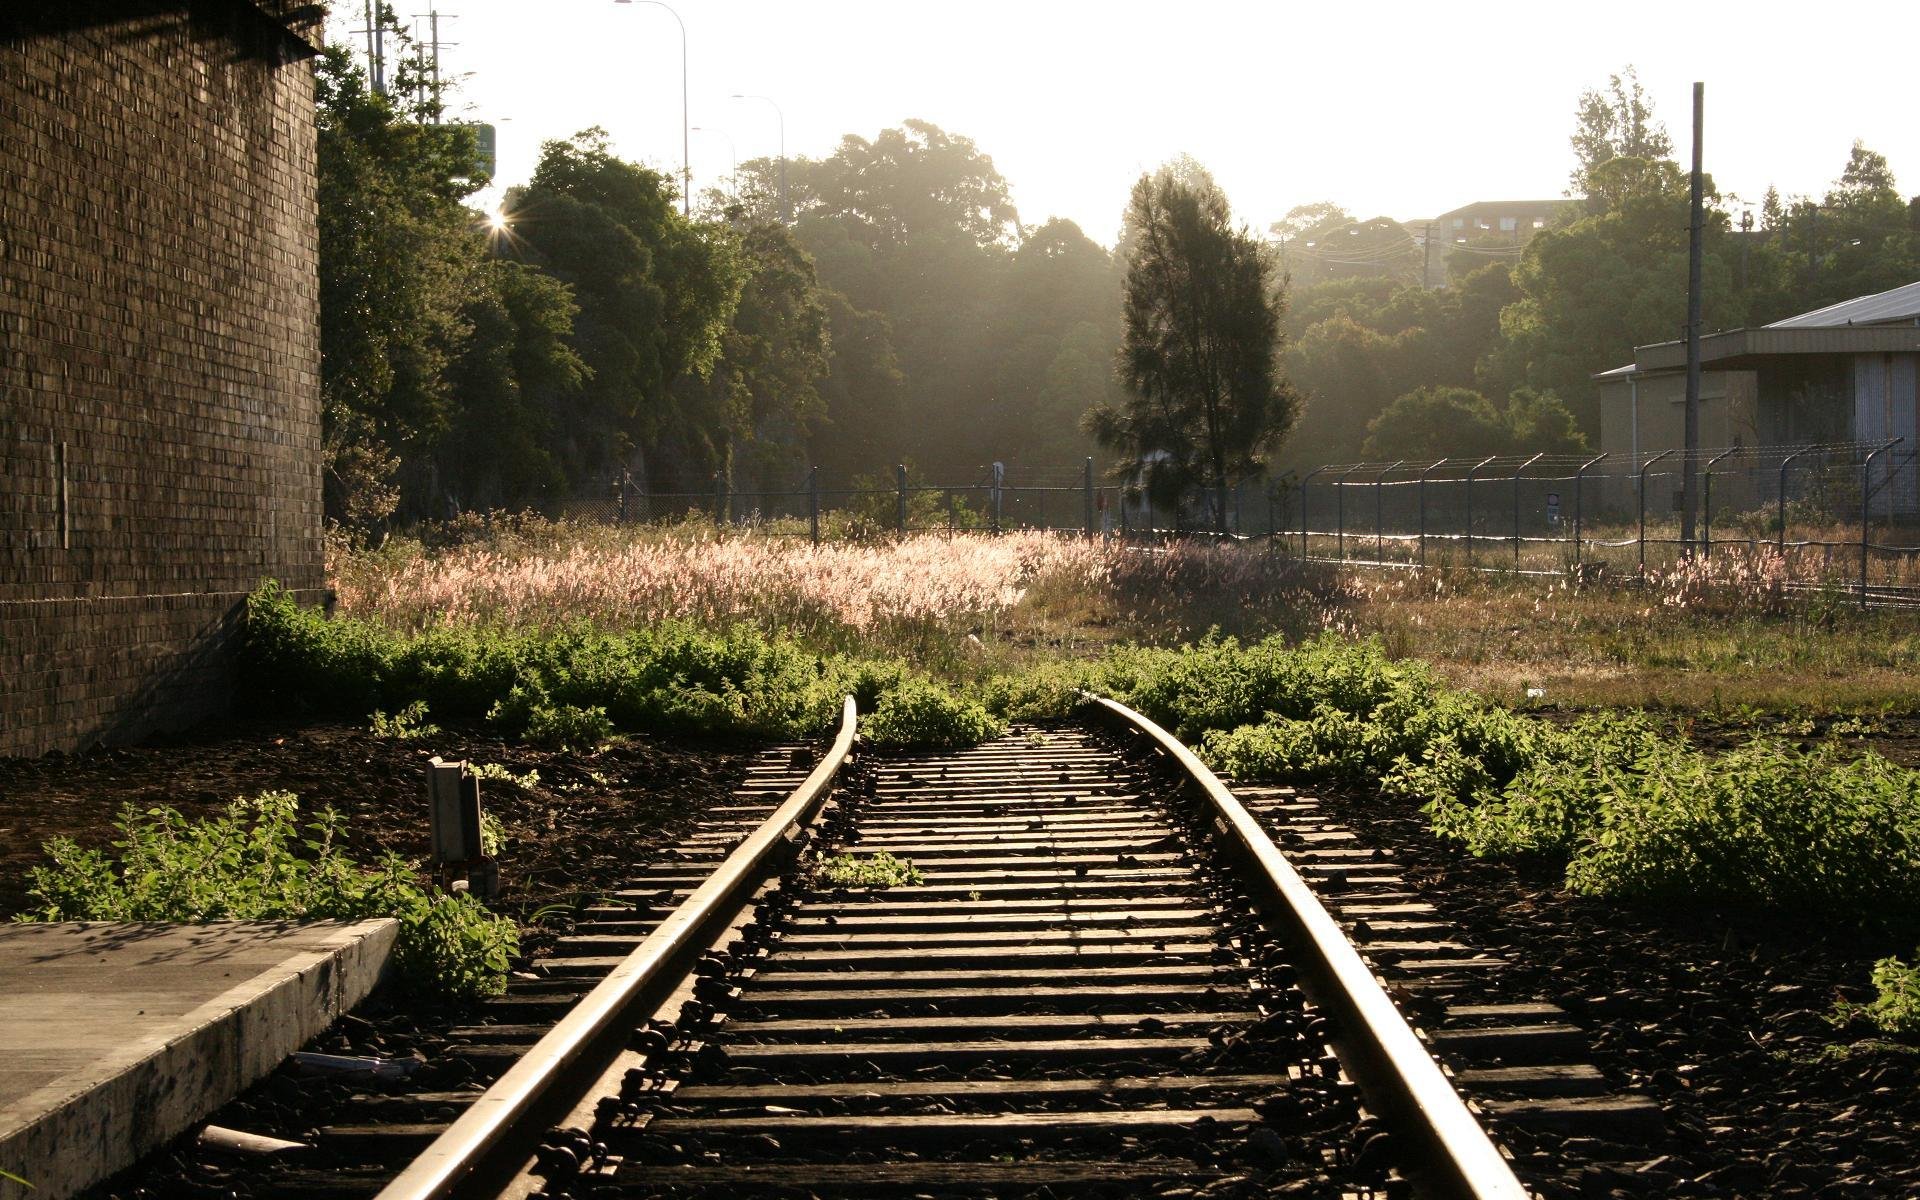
(1404, 199, 1577, 287)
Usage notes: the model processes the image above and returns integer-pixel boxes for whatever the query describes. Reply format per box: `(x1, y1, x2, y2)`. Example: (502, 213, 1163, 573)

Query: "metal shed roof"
(1766, 279, 1920, 329)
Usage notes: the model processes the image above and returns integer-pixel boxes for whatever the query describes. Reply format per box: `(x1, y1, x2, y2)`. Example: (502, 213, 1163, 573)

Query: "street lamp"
(613, 0, 689, 217)
(730, 92, 787, 223)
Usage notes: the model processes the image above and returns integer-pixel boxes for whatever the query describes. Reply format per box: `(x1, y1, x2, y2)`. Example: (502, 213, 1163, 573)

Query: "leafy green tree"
(1362, 386, 1586, 460)
(690, 219, 832, 493)
(438, 260, 587, 509)
(1270, 202, 1419, 287)
(808, 290, 906, 482)
(1747, 141, 1920, 320)
(1284, 314, 1406, 464)
(315, 43, 480, 524)
(1088, 163, 1297, 530)
(506, 130, 745, 491)
(1569, 66, 1672, 207)
(985, 218, 1121, 469)
(1500, 161, 1741, 435)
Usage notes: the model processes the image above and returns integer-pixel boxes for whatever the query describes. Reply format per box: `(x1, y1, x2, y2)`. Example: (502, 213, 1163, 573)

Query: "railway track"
(264, 696, 1552, 1199)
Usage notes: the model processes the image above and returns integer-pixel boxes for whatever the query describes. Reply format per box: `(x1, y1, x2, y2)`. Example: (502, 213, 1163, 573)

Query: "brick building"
(1, 1, 326, 755)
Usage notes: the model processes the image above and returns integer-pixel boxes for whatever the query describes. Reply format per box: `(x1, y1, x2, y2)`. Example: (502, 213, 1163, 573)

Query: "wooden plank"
(739, 982, 1240, 1010)
(610, 1159, 1222, 1189)
(758, 941, 1217, 968)
(719, 1036, 1214, 1063)
(725, 1010, 1258, 1038)
(671, 1072, 1295, 1105)
(776, 925, 1219, 948)
(743, 964, 1233, 989)
(1454, 1064, 1609, 1096)
(642, 1107, 1260, 1136)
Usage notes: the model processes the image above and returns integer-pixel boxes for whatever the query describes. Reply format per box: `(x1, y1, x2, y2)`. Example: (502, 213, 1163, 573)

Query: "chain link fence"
(1292, 440, 1920, 601)
(540, 440, 1920, 603)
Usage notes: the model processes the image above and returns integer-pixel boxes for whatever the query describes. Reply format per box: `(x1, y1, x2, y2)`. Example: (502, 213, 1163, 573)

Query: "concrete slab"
(0, 919, 398, 1200)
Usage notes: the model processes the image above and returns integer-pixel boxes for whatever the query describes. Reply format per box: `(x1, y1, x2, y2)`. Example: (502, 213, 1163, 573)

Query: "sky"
(335, 0, 1920, 248)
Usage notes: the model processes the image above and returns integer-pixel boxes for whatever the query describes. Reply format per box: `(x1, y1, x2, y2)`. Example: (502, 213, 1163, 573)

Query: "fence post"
(896, 463, 908, 534)
(1083, 457, 1095, 539)
(808, 466, 820, 545)
(1300, 466, 1329, 558)
(1776, 447, 1812, 560)
(712, 474, 724, 527)
(1465, 455, 1496, 569)
(1700, 447, 1737, 561)
(1637, 449, 1675, 574)
(991, 461, 1004, 535)
(1373, 460, 1403, 563)
(1334, 464, 1362, 563)
(1512, 452, 1543, 569)
(1862, 438, 1904, 606)
(1573, 453, 1605, 575)
(1418, 459, 1446, 568)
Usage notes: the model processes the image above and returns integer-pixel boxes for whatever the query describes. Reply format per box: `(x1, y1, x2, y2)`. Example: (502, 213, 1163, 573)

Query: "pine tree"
(1085, 163, 1297, 532)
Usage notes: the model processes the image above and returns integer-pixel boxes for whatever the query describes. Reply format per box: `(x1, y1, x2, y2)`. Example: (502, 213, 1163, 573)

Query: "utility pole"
(1681, 81, 1705, 554)
(412, 6, 457, 121)
(1422, 221, 1434, 288)
(1739, 209, 1753, 290)
(358, 0, 388, 94)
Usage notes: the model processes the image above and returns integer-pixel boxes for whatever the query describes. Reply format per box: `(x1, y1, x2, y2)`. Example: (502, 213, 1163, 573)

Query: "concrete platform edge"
(0, 919, 399, 1200)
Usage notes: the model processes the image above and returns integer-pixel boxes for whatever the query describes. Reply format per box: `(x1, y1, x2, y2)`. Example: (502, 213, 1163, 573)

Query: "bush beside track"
(243, 581, 1920, 1026)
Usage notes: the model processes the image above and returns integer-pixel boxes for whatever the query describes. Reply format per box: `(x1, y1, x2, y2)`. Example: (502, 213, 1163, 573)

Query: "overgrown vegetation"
(1841, 955, 1920, 1035)
(245, 581, 998, 749)
(817, 851, 926, 889)
(987, 632, 1920, 930)
(287, 521, 1920, 1029)
(19, 793, 518, 1003)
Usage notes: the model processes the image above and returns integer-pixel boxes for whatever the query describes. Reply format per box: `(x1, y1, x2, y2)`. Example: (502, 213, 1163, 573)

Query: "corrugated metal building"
(1595, 280, 1920, 512)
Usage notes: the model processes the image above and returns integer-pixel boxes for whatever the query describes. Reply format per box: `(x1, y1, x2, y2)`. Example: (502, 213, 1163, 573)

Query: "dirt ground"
(0, 718, 761, 921)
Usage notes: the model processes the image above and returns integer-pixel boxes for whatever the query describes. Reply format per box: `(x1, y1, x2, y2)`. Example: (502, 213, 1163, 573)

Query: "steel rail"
(1083, 693, 1530, 1200)
(375, 695, 859, 1200)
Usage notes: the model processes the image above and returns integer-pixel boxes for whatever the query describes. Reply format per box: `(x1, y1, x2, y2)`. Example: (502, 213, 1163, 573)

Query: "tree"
(1087, 164, 1297, 530)
(1569, 66, 1673, 207)
(689, 219, 832, 492)
(507, 129, 745, 491)
(1361, 386, 1586, 460)
(315, 42, 480, 525)
(808, 290, 906, 482)
(1745, 140, 1919, 321)
(1502, 160, 1741, 434)
(437, 259, 588, 510)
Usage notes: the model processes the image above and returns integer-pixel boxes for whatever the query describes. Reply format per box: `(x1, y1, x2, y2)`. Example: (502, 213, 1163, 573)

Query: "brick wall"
(0, 2, 324, 756)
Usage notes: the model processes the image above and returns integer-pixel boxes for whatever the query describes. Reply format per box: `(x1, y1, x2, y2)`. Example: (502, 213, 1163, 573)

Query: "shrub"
(1850, 955, 1920, 1035)
(20, 793, 518, 1003)
(1202, 706, 1375, 783)
(864, 678, 1005, 748)
(1563, 740, 1920, 915)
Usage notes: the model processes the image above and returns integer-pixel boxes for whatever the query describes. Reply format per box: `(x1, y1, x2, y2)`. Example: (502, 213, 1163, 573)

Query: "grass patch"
(18, 792, 518, 1003)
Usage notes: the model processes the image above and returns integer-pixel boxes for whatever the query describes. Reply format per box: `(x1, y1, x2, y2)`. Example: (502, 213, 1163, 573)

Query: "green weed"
(1834, 954, 1920, 1035)
(368, 700, 439, 739)
(19, 793, 517, 1003)
(818, 851, 926, 888)
(472, 762, 542, 790)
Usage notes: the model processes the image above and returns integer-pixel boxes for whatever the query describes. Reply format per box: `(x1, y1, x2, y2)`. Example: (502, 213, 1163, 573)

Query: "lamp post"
(613, 0, 689, 217)
(731, 92, 787, 223)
